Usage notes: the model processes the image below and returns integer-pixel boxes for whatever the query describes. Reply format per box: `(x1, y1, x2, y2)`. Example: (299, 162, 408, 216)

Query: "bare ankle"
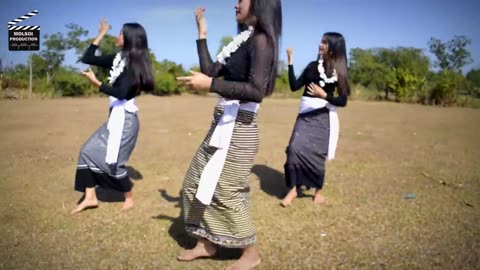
(226, 245, 261, 270)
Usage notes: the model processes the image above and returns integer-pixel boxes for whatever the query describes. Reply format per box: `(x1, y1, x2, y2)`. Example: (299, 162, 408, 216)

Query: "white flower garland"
(108, 52, 126, 84)
(217, 26, 254, 64)
(317, 58, 337, 87)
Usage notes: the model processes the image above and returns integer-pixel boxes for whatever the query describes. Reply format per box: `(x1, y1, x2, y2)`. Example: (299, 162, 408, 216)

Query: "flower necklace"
(317, 58, 337, 87)
(217, 26, 254, 64)
(108, 52, 126, 84)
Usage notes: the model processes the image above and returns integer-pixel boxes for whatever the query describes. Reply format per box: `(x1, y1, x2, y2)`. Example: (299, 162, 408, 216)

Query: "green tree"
(189, 65, 201, 72)
(41, 23, 88, 83)
(428, 70, 464, 106)
(428, 36, 473, 72)
(348, 48, 390, 91)
(53, 66, 92, 97)
(386, 67, 426, 102)
(466, 69, 480, 97)
(151, 55, 187, 95)
(349, 47, 430, 99)
(377, 47, 430, 77)
(31, 54, 48, 78)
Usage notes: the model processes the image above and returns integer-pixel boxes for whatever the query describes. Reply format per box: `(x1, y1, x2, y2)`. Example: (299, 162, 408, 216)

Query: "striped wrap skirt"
(182, 105, 259, 248)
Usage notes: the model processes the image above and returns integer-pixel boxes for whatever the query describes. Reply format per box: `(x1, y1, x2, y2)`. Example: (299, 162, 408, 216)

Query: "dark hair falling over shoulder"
(121, 23, 154, 93)
(322, 32, 350, 96)
(238, 0, 282, 97)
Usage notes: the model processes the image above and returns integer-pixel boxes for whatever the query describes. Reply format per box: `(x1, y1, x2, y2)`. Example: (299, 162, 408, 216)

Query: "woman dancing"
(281, 33, 349, 207)
(73, 19, 153, 213)
(176, 1, 282, 269)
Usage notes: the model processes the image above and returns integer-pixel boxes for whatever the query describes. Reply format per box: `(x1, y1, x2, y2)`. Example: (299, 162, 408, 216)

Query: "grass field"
(0, 95, 479, 269)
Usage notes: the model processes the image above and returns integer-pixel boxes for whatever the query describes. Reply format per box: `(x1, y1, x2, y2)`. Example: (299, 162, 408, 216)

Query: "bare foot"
(177, 240, 216, 261)
(226, 248, 261, 270)
(280, 187, 297, 207)
(121, 198, 134, 211)
(313, 190, 326, 205)
(71, 199, 98, 214)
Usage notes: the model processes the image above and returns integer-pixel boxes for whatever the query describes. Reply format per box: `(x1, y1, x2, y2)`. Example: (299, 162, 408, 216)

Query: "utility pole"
(0, 58, 3, 91)
(29, 53, 32, 98)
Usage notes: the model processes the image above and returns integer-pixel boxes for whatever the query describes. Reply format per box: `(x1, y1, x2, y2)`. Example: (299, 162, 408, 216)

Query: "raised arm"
(209, 33, 273, 103)
(194, 8, 224, 77)
(288, 64, 307, 92)
(287, 47, 306, 91)
(196, 39, 224, 77)
(81, 44, 115, 69)
(81, 18, 115, 69)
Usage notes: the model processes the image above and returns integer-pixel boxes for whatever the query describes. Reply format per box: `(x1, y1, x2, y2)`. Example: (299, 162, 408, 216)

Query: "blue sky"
(1, 0, 479, 73)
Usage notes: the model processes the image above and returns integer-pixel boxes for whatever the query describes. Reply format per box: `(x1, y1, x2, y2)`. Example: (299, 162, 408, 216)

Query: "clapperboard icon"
(8, 10, 40, 51)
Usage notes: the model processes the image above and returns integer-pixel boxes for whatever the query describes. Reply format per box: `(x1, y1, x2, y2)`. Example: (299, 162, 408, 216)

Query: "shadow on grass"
(126, 166, 143, 181)
(251, 164, 287, 199)
(251, 164, 315, 200)
(75, 165, 143, 204)
(152, 189, 243, 260)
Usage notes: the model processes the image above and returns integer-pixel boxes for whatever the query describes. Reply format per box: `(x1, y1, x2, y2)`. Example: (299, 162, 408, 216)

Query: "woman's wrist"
(93, 78, 102, 88)
(92, 31, 106, 46)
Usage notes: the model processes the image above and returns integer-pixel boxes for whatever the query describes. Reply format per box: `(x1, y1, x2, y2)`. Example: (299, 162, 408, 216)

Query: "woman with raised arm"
(176, 1, 282, 269)
(72, 19, 153, 213)
(281, 33, 349, 207)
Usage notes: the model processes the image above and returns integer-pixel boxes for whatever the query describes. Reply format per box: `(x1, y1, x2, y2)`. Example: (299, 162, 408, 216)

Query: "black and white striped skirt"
(182, 105, 259, 248)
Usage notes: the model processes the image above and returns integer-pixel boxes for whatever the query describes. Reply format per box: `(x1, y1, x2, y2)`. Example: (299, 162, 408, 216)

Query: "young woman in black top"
(176, 1, 282, 269)
(281, 33, 349, 207)
(72, 19, 153, 214)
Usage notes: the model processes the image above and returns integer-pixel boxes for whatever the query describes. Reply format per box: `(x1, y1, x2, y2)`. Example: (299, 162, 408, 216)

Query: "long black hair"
(321, 32, 350, 96)
(121, 23, 154, 92)
(239, 0, 282, 97)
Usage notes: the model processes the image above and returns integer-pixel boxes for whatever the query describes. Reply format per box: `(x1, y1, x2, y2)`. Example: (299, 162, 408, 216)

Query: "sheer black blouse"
(81, 44, 138, 101)
(196, 32, 274, 103)
(288, 61, 347, 107)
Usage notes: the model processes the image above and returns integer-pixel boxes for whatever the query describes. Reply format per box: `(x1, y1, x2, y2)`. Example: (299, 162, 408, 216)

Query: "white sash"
(299, 96, 339, 160)
(195, 97, 260, 205)
(105, 96, 138, 164)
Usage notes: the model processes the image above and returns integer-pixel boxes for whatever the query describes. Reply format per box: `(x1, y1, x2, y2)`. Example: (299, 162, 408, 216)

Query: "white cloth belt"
(106, 96, 138, 164)
(195, 97, 260, 205)
(298, 96, 339, 161)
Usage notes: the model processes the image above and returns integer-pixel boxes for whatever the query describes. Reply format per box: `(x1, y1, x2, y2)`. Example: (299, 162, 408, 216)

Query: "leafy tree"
(466, 69, 480, 97)
(428, 36, 472, 72)
(41, 24, 88, 82)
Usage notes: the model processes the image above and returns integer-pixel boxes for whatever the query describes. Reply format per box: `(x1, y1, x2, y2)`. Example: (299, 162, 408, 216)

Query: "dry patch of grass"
(0, 95, 479, 269)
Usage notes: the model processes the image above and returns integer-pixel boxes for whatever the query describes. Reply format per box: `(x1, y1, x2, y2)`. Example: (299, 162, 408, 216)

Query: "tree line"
(1, 23, 479, 107)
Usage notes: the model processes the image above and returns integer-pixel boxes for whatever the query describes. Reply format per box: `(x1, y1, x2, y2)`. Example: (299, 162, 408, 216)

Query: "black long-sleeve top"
(81, 44, 138, 100)
(289, 61, 347, 107)
(196, 32, 274, 103)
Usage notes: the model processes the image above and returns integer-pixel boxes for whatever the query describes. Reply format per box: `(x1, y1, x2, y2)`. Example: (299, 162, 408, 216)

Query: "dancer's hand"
(81, 68, 101, 87)
(307, 83, 327, 98)
(195, 8, 207, 39)
(176, 70, 212, 91)
(92, 18, 111, 46)
(287, 48, 294, 65)
(98, 18, 112, 35)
